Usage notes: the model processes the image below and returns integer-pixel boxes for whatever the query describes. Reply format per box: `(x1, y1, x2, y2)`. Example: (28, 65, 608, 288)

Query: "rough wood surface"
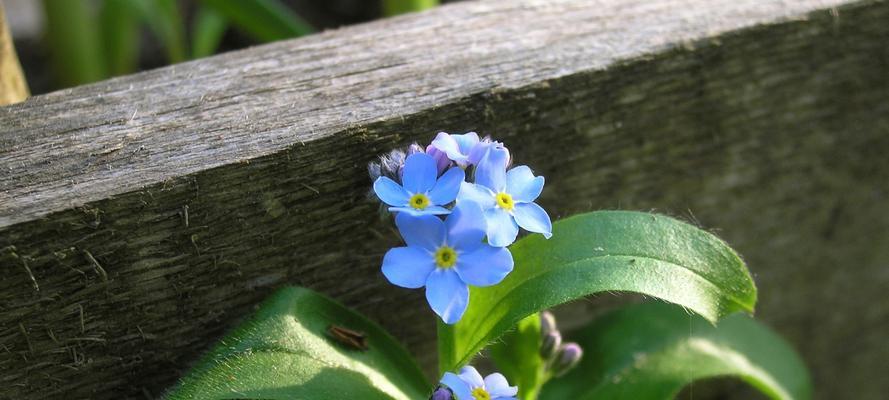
(0, 2, 29, 105)
(1, 0, 887, 399)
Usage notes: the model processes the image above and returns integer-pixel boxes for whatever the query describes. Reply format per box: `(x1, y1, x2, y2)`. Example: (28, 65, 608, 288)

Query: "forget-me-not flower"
(431, 132, 514, 170)
(430, 132, 481, 168)
(458, 146, 552, 247)
(374, 153, 465, 216)
(381, 202, 513, 324)
(440, 366, 518, 400)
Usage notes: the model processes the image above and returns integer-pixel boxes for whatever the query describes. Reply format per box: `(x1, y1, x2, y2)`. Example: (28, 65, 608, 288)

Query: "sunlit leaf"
(438, 211, 757, 374)
(166, 287, 429, 400)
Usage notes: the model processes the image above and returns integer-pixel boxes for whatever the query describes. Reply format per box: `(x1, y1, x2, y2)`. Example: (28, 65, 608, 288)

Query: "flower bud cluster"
(539, 311, 583, 377)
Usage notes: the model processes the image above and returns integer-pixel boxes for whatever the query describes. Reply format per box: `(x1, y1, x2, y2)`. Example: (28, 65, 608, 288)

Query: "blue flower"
(381, 203, 514, 324)
(440, 366, 518, 400)
(430, 132, 481, 168)
(374, 153, 465, 216)
(431, 132, 514, 170)
(458, 146, 552, 247)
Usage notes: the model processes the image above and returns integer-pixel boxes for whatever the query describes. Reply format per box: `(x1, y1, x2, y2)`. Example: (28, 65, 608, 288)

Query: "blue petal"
(381, 247, 434, 289)
(430, 132, 466, 162)
(484, 373, 518, 397)
(513, 202, 553, 238)
(456, 245, 513, 287)
(457, 182, 495, 210)
(506, 166, 544, 203)
(467, 140, 510, 166)
(445, 202, 487, 250)
(474, 146, 509, 191)
(441, 372, 473, 400)
(425, 269, 469, 324)
(373, 176, 409, 207)
(431, 132, 479, 164)
(485, 208, 519, 247)
(428, 167, 465, 205)
(453, 132, 480, 155)
(457, 366, 484, 388)
(402, 153, 438, 193)
(395, 213, 446, 251)
(389, 206, 451, 216)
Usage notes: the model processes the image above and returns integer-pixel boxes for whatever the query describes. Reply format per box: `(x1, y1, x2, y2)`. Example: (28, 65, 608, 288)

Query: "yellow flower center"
(495, 192, 514, 211)
(434, 246, 458, 268)
(471, 387, 491, 400)
(409, 193, 430, 210)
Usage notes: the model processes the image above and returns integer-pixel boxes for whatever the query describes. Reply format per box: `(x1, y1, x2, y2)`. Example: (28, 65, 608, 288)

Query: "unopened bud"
(368, 148, 408, 205)
(540, 330, 561, 359)
(429, 386, 453, 400)
(368, 162, 382, 181)
(407, 142, 426, 156)
(540, 311, 557, 336)
(370, 148, 405, 183)
(552, 343, 583, 377)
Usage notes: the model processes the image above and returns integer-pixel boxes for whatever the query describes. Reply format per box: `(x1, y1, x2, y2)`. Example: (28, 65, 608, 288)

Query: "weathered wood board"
(1, 0, 887, 398)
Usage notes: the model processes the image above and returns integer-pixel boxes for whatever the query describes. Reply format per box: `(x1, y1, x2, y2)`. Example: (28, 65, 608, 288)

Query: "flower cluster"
(370, 132, 552, 324)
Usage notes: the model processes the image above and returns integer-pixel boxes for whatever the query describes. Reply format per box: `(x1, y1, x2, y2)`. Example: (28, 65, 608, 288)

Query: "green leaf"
(191, 6, 228, 59)
(99, 0, 141, 76)
(437, 211, 756, 374)
(200, 0, 313, 42)
(166, 287, 429, 400)
(488, 314, 546, 400)
(382, 0, 439, 16)
(41, 0, 106, 87)
(539, 302, 812, 400)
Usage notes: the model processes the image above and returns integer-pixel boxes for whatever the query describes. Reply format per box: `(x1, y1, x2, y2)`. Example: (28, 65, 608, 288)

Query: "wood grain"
(1, 0, 887, 398)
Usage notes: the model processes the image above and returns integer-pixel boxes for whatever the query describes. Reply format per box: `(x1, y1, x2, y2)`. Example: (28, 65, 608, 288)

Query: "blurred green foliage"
(200, 0, 312, 42)
(40, 0, 441, 88)
(42, 0, 106, 87)
(40, 0, 319, 87)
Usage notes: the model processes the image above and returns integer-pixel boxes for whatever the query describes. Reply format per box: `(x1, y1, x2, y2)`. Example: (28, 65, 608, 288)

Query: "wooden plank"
(1, 0, 887, 398)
